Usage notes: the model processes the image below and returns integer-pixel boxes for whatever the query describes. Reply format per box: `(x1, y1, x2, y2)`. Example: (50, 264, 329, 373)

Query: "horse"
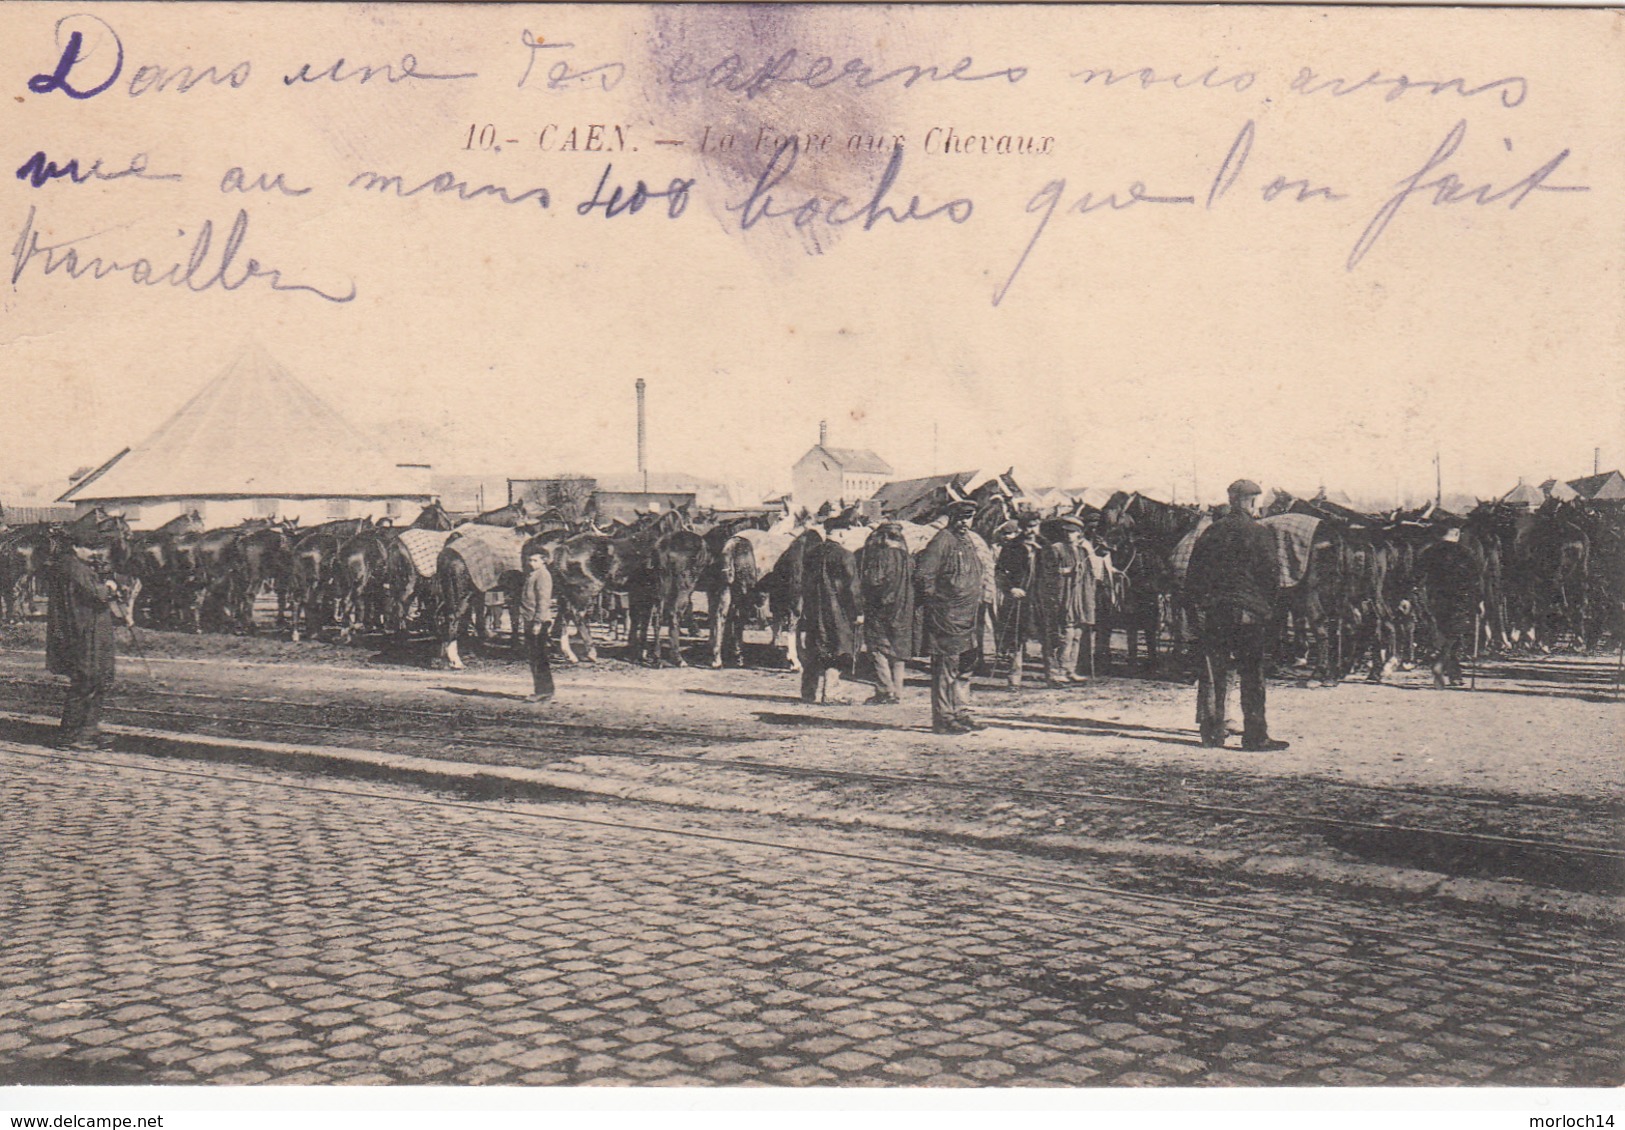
(225, 518, 299, 633)
(122, 510, 206, 628)
(546, 510, 687, 665)
(1096, 492, 1202, 673)
(286, 518, 374, 641)
(709, 515, 800, 668)
(410, 501, 458, 531)
(436, 510, 566, 668)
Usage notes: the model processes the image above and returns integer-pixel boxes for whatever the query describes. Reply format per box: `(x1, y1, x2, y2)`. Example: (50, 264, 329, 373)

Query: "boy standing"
(518, 546, 555, 703)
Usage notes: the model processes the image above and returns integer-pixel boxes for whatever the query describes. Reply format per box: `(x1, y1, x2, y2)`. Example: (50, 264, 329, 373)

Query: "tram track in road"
(1, 675, 1621, 901)
(4, 741, 1621, 1011)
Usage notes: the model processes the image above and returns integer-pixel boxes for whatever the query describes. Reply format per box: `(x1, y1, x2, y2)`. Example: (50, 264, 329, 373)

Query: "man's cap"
(991, 520, 1020, 540)
(1227, 479, 1263, 499)
(946, 500, 978, 516)
(1056, 515, 1087, 530)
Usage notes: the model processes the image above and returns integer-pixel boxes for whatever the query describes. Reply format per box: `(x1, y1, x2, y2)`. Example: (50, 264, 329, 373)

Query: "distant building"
(790, 427, 894, 512)
(1567, 470, 1625, 504)
(509, 472, 768, 524)
(58, 345, 431, 530)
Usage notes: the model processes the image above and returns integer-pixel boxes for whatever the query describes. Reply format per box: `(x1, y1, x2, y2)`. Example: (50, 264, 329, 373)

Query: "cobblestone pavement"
(2, 745, 1620, 1087)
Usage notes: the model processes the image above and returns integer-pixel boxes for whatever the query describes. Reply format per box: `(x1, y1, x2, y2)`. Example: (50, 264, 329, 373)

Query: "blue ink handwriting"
(518, 31, 625, 92)
(16, 151, 181, 189)
(1348, 119, 1588, 270)
(348, 169, 550, 209)
(10, 205, 356, 302)
(994, 177, 1194, 306)
(27, 15, 121, 99)
(221, 167, 311, 197)
(732, 139, 973, 232)
(1206, 120, 1345, 209)
(1291, 68, 1528, 109)
(1070, 64, 1257, 93)
(670, 49, 1026, 99)
(284, 54, 476, 85)
(576, 165, 693, 219)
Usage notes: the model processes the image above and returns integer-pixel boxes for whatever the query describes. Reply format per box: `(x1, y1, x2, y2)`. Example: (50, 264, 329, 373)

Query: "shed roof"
(1567, 470, 1625, 501)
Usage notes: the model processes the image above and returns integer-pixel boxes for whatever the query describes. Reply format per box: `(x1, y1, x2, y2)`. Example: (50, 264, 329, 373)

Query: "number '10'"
(464, 124, 496, 150)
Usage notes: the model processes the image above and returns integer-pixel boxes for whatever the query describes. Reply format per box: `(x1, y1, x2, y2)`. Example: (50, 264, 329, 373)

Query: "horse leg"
(783, 613, 802, 672)
(443, 591, 469, 669)
(669, 594, 688, 668)
(709, 588, 730, 669)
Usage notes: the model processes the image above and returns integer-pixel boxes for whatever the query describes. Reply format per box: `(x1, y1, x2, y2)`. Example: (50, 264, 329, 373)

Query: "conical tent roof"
(62, 346, 427, 502)
(1498, 480, 1545, 507)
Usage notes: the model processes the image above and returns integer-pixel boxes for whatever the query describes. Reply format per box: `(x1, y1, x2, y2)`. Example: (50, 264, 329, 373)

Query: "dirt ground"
(2, 619, 1619, 803)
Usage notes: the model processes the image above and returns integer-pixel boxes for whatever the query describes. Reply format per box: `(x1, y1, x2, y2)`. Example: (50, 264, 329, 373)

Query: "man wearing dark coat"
(857, 522, 914, 704)
(798, 531, 860, 704)
(46, 530, 123, 751)
(995, 517, 1043, 689)
(915, 501, 986, 734)
(1184, 479, 1289, 751)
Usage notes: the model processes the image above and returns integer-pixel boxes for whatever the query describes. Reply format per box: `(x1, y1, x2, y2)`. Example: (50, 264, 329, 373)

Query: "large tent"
(60, 345, 431, 528)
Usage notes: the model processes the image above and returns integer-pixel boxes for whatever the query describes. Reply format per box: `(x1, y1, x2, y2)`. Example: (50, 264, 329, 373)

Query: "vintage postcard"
(0, 1, 1620, 1123)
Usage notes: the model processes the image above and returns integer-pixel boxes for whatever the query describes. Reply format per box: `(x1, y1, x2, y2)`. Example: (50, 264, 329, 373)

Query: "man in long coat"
(857, 521, 914, 704)
(995, 517, 1043, 689)
(46, 529, 123, 751)
(915, 500, 986, 733)
(1185, 479, 1289, 751)
(799, 531, 860, 704)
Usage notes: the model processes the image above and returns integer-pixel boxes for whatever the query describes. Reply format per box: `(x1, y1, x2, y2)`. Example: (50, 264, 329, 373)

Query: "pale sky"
(2, 3, 1620, 507)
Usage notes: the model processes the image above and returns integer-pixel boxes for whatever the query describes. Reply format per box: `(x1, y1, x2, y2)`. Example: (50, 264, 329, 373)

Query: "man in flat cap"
(45, 526, 126, 751)
(916, 499, 986, 733)
(1036, 515, 1089, 687)
(995, 515, 1043, 689)
(1184, 479, 1289, 751)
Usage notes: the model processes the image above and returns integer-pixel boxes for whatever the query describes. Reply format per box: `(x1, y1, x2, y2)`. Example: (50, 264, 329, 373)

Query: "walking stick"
(1469, 609, 1480, 691)
(121, 613, 159, 684)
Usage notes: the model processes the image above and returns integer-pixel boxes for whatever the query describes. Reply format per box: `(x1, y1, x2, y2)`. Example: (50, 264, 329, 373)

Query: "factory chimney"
(636, 379, 648, 494)
(819, 419, 828, 448)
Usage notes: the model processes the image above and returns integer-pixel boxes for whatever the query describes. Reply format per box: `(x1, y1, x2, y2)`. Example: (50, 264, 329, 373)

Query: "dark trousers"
(1196, 611, 1269, 747)
(525, 624, 555, 698)
(800, 649, 849, 703)
(930, 649, 977, 726)
(61, 670, 108, 742)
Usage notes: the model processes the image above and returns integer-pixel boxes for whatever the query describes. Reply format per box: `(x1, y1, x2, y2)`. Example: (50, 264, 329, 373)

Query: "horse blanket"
(398, 527, 457, 580)
(1170, 514, 1215, 583)
(823, 526, 872, 554)
(443, 524, 526, 591)
(896, 521, 942, 556)
(734, 529, 796, 580)
(1259, 513, 1322, 588)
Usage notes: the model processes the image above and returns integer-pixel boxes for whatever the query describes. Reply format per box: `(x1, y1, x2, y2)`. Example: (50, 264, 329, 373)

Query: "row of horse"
(4, 485, 1619, 686)
(1096, 490, 1623, 685)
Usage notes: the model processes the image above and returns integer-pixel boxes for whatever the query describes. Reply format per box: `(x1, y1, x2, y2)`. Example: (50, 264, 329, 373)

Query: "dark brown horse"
(548, 510, 685, 664)
(286, 518, 373, 641)
(226, 518, 299, 632)
(1096, 492, 1201, 673)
